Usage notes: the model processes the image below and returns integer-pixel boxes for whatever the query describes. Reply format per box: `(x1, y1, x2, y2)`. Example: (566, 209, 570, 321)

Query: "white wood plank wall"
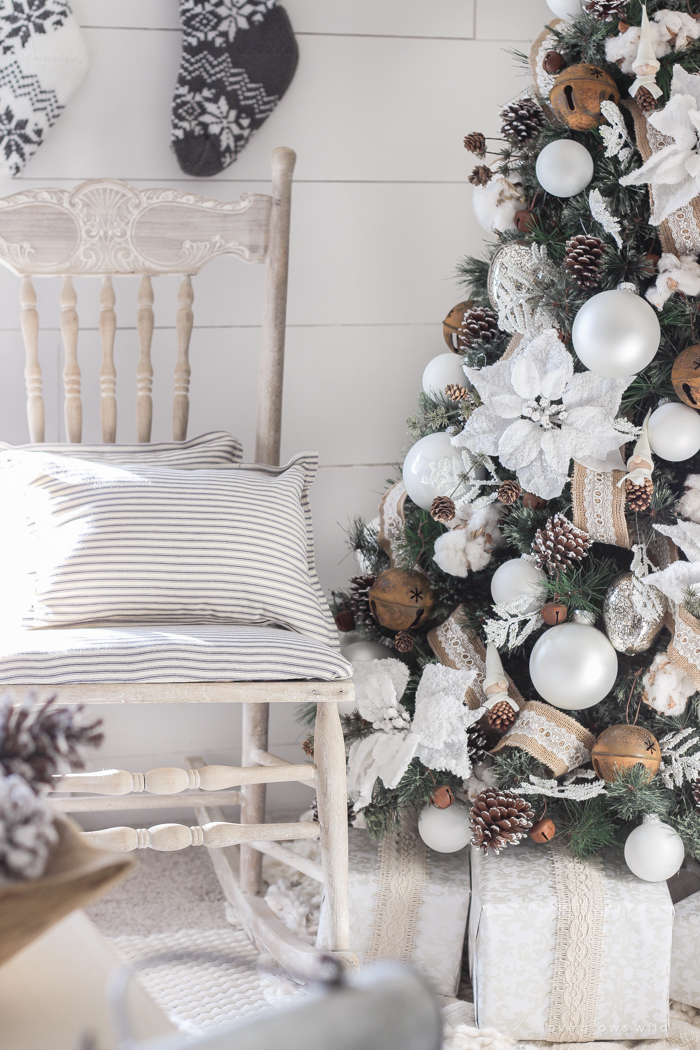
(0, 0, 552, 818)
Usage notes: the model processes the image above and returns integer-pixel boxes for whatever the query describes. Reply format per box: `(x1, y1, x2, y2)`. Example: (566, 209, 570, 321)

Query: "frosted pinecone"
(0, 775, 57, 882)
(470, 789, 534, 855)
(349, 575, 377, 629)
(531, 513, 591, 573)
(500, 98, 545, 144)
(458, 306, 498, 350)
(564, 235, 604, 290)
(0, 694, 103, 790)
(584, 0, 628, 19)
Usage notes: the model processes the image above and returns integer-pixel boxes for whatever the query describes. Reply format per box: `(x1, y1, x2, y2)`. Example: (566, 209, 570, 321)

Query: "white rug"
(87, 844, 700, 1050)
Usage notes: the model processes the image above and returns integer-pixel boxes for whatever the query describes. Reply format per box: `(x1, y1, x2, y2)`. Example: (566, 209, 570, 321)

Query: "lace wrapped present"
(317, 823, 471, 996)
(469, 839, 674, 1041)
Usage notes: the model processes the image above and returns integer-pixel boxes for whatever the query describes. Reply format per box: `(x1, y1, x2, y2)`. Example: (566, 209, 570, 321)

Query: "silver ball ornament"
(624, 815, 684, 882)
(529, 622, 618, 710)
(402, 431, 455, 510)
(572, 290, 660, 378)
(603, 573, 666, 655)
(418, 798, 471, 853)
(648, 402, 700, 462)
(491, 558, 547, 616)
(535, 139, 594, 198)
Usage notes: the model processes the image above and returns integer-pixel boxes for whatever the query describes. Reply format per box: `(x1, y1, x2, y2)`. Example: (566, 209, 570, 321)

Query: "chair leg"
(314, 701, 351, 953)
(240, 701, 269, 894)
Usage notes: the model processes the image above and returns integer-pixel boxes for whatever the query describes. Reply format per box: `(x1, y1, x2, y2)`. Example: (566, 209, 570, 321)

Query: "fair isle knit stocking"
(171, 0, 298, 177)
(0, 0, 88, 177)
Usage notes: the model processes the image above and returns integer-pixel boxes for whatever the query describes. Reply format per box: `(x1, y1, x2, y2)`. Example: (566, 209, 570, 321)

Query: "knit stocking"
(0, 0, 88, 177)
(171, 0, 298, 177)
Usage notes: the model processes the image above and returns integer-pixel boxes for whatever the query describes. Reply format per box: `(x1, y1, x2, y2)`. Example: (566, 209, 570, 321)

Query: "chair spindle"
(173, 274, 193, 441)
(20, 275, 44, 443)
(60, 276, 81, 442)
(136, 275, 154, 442)
(99, 276, 117, 443)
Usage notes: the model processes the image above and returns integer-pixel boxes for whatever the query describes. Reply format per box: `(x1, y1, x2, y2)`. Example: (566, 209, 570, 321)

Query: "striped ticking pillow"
(0, 430, 242, 467)
(0, 450, 338, 648)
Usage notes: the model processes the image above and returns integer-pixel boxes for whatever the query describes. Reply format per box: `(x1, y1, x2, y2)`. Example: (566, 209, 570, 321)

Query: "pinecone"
(310, 796, 355, 828)
(0, 775, 57, 881)
(467, 724, 489, 763)
(497, 480, 521, 506)
(463, 131, 486, 156)
(445, 383, 470, 402)
(625, 477, 653, 511)
(565, 234, 604, 290)
(531, 513, 591, 573)
(500, 98, 545, 144)
(636, 86, 657, 114)
(693, 778, 700, 810)
(470, 789, 534, 855)
(302, 736, 314, 757)
(349, 575, 377, 629)
(469, 165, 492, 187)
(393, 631, 414, 654)
(458, 306, 498, 350)
(430, 495, 456, 523)
(487, 701, 517, 733)
(0, 694, 103, 789)
(584, 0, 628, 19)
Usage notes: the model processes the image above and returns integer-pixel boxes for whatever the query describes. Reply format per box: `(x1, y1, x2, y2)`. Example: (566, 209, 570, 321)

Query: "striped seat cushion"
(0, 450, 338, 648)
(0, 625, 352, 683)
(0, 430, 243, 466)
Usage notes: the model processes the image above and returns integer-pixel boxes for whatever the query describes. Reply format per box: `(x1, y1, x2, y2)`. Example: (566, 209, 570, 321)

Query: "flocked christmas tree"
(328, 0, 700, 876)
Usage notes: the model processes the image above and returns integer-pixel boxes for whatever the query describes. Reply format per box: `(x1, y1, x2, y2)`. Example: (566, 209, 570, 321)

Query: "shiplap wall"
(0, 0, 552, 820)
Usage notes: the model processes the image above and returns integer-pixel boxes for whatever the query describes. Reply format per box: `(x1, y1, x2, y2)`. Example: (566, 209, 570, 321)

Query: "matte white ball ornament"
(647, 402, 700, 462)
(624, 815, 685, 882)
(422, 355, 468, 399)
(491, 558, 547, 616)
(341, 640, 393, 666)
(418, 799, 472, 853)
(529, 622, 618, 710)
(572, 289, 661, 378)
(402, 431, 455, 511)
(546, 0, 583, 18)
(535, 139, 594, 198)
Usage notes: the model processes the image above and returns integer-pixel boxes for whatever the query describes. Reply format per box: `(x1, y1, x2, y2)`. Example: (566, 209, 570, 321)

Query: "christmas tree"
(330, 0, 700, 874)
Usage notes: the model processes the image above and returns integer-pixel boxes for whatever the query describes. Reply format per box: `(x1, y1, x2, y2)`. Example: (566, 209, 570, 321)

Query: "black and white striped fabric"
(0, 449, 338, 649)
(0, 624, 351, 683)
(0, 430, 242, 466)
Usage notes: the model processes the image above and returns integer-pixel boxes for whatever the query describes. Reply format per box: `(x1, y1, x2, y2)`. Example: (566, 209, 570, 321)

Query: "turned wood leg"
(314, 701, 351, 952)
(240, 702, 269, 894)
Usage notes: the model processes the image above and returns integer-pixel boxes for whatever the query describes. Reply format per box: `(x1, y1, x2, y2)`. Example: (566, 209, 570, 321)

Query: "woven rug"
(87, 844, 700, 1050)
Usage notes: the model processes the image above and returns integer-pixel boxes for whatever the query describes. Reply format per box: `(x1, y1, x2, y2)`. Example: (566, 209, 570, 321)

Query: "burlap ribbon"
(627, 99, 700, 257)
(428, 606, 524, 712)
(491, 700, 596, 778)
(572, 461, 630, 549)
(377, 480, 408, 567)
(668, 604, 700, 691)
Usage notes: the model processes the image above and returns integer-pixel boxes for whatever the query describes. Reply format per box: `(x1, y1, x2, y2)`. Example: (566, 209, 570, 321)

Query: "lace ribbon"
(668, 604, 700, 690)
(428, 605, 524, 711)
(377, 481, 408, 567)
(629, 99, 700, 257)
(572, 462, 629, 549)
(364, 818, 429, 963)
(546, 842, 606, 1042)
(492, 701, 596, 778)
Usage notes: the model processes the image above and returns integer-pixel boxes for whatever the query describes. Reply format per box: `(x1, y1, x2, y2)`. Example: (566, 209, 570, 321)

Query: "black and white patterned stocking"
(171, 0, 298, 177)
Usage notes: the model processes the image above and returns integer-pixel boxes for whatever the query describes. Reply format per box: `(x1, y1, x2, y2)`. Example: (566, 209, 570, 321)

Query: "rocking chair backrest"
(0, 147, 295, 467)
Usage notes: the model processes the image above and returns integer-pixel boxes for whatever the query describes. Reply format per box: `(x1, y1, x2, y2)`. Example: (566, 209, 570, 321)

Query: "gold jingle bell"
(591, 724, 661, 783)
(549, 63, 620, 131)
(368, 568, 435, 631)
(672, 344, 700, 409)
(443, 301, 473, 353)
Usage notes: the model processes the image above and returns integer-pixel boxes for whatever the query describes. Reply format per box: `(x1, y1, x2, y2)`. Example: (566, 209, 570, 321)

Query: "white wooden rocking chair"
(0, 148, 357, 977)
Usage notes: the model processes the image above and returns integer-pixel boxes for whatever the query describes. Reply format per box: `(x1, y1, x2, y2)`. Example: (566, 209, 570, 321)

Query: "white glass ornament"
(529, 622, 618, 709)
(546, 0, 583, 18)
(624, 815, 685, 882)
(648, 402, 700, 462)
(402, 431, 455, 510)
(535, 139, 594, 198)
(341, 640, 393, 665)
(422, 354, 468, 399)
(418, 799, 471, 853)
(491, 557, 547, 615)
(572, 289, 661, 378)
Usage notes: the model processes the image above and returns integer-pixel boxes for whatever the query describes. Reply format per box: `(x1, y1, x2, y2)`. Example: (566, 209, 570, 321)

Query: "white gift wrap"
(317, 827, 470, 996)
(469, 839, 674, 1041)
(670, 890, 700, 1008)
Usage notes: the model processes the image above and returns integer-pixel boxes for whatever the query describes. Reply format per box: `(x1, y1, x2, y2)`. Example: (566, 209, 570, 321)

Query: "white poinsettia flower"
(645, 520, 700, 603)
(620, 66, 700, 226)
(452, 328, 631, 500)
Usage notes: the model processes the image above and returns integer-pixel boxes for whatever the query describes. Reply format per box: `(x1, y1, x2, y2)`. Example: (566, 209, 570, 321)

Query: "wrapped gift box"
(469, 839, 673, 1041)
(670, 890, 700, 1008)
(317, 825, 470, 996)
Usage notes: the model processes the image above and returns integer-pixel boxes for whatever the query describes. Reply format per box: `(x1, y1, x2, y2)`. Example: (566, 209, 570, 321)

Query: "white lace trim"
(378, 481, 407, 565)
(494, 706, 594, 777)
(646, 122, 700, 256)
(573, 463, 629, 548)
(365, 819, 429, 962)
